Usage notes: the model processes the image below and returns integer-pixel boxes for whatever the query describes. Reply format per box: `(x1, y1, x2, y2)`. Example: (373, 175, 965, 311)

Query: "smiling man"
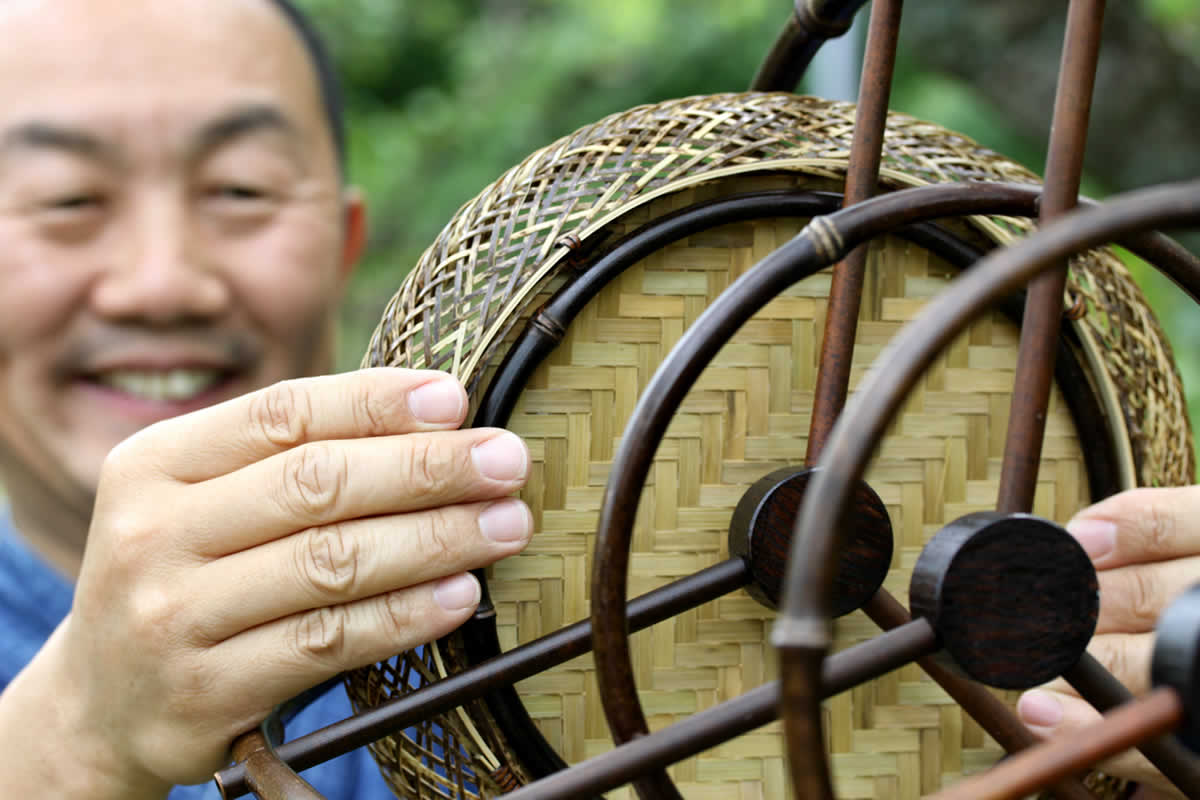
(0, 0, 362, 577)
(2, 2, 1198, 800)
(0, 1, 532, 798)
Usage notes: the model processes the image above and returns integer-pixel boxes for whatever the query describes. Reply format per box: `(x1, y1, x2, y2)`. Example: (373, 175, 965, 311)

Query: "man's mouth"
(92, 368, 231, 403)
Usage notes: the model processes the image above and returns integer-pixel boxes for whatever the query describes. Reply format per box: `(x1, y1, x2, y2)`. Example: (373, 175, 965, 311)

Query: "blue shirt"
(0, 512, 395, 799)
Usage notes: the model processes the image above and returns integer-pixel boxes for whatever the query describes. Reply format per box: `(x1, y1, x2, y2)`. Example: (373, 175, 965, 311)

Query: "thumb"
(1018, 689, 1186, 799)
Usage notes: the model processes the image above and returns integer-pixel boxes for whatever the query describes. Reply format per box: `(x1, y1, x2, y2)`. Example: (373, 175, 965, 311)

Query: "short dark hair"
(267, 0, 347, 175)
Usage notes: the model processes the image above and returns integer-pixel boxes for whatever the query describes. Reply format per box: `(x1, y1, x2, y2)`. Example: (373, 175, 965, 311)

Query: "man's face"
(0, 0, 364, 519)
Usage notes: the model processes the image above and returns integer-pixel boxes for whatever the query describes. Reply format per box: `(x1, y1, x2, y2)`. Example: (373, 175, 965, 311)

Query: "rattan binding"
(350, 92, 1192, 799)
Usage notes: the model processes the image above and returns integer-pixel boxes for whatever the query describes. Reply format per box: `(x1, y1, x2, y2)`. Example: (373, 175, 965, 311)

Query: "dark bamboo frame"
(222, 184, 1200, 800)
(217, 183, 1200, 799)
(218, 0, 1200, 796)
(778, 178, 1200, 799)
(750, 0, 870, 91)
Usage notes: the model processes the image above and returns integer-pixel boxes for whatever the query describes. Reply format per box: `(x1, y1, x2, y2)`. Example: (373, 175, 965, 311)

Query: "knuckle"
(353, 379, 401, 437)
(1126, 569, 1163, 627)
(100, 437, 137, 478)
(378, 591, 418, 643)
(281, 443, 348, 519)
(1092, 638, 1129, 682)
(403, 436, 458, 496)
(1089, 635, 1151, 694)
(290, 606, 348, 662)
(297, 524, 362, 599)
(1141, 501, 1177, 556)
(412, 508, 461, 564)
(104, 513, 162, 574)
(128, 585, 184, 644)
(103, 421, 173, 480)
(249, 380, 312, 449)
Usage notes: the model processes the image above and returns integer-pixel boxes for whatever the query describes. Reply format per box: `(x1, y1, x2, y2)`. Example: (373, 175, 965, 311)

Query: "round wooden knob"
(728, 466, 893, 616)
(909, 511, 1098, 689)
(1152, 582, 1200, 752)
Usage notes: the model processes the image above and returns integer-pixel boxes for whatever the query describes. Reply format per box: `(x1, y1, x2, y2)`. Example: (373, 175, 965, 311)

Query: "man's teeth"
(96, 369, 225, 402)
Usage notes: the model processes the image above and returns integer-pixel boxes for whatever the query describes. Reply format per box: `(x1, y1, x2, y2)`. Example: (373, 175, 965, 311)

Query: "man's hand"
(1017, 486, 1200, 799)
(9, 369, 531, 797)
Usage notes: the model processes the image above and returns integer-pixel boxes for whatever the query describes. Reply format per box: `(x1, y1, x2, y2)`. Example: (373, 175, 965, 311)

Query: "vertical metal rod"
(788, 6, 904, 796)
(996, 0, 1106, 513)
(805, 0, 903, 464)
(990, 9, 1117, 793)
(787, 7, 1093, 796)
(927, 688, 1184, 800)
(966, 6, 1115, 799)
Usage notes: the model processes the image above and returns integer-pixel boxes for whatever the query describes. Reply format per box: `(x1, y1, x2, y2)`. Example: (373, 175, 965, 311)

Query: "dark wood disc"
(910, 511, 1098, 690)
(1152, 582, 1200, 752)
(728, 466, 893, 616)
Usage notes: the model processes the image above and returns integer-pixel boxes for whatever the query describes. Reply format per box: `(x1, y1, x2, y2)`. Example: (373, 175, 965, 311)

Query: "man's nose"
(89, 201, 231, 324)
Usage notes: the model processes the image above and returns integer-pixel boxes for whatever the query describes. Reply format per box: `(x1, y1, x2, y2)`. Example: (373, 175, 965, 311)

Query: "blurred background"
(297, 0, 1200, 434)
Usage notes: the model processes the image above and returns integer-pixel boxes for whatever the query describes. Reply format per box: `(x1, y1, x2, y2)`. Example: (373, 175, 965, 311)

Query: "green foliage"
(305, 0, 788, 365)
(1143, 0, 1200, 28)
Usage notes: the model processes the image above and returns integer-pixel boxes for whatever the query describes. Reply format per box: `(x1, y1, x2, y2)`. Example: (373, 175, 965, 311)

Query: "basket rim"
(352, 91, 1193, 798)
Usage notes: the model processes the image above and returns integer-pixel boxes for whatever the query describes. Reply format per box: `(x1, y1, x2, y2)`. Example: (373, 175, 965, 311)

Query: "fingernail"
(434, 573, 480, 611)
(1066, 517, 1117, 562)
(408, 378, 464, 424)
(472, 432, 528, 481)
(1018, 690, 1063, 728)
(478, 499, 531, 543)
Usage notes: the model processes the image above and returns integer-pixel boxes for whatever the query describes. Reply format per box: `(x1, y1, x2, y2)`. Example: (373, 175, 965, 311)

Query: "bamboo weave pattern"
(350, 93, 1192, 799)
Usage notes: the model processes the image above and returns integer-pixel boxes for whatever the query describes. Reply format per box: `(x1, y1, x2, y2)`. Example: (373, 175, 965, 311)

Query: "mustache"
(51, 321, 262, 376)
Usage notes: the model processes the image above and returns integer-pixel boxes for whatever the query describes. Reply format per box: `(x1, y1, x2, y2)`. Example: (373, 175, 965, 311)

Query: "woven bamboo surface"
(363, 93, 1192, 488)
(489, 201, 1089, 799)
(349, 93, 1193, 799)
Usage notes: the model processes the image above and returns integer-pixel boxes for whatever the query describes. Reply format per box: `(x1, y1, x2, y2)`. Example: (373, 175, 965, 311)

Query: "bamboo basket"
(349, 92, 1193, 799)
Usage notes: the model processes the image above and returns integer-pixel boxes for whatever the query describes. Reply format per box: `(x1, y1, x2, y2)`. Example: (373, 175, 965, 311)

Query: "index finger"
(1066, 486, 1200, 570)
(124, 368, 468, 482)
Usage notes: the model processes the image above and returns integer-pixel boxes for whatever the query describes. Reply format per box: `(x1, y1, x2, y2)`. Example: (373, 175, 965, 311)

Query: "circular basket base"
(352, 93, 1191, 800)
(492, 190, 1092, 797)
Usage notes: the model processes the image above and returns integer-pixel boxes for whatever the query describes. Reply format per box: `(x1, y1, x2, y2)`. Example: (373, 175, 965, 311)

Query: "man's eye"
(45, 194, 104, 211)
(210, 184, 268, 201)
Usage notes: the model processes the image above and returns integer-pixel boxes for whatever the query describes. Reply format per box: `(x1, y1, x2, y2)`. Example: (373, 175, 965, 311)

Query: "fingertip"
(471, 431, 530, 483)
(408, 375, 467, 426)
(478, 498, 534, 545)
(1066, 517, 1117, 564)
(433, 572, 481, 612)
(1017, 689, 1064, 730)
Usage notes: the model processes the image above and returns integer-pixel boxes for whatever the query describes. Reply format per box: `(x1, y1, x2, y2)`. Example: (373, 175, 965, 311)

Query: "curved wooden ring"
(779, 179, 1200, 798)
(217, 84, 1199, 795)
(588, 182, 1044, 799)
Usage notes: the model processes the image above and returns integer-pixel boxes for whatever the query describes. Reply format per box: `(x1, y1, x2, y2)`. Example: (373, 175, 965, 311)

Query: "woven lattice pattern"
(364, 92, 1192, 486)
(1069, 262, 1193, 486)
(346, 649, 510, 799)
(351, 94, 1194, 799)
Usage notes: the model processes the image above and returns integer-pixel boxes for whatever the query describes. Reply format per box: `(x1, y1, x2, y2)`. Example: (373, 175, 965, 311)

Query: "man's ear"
(339, 186, 368, 280)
